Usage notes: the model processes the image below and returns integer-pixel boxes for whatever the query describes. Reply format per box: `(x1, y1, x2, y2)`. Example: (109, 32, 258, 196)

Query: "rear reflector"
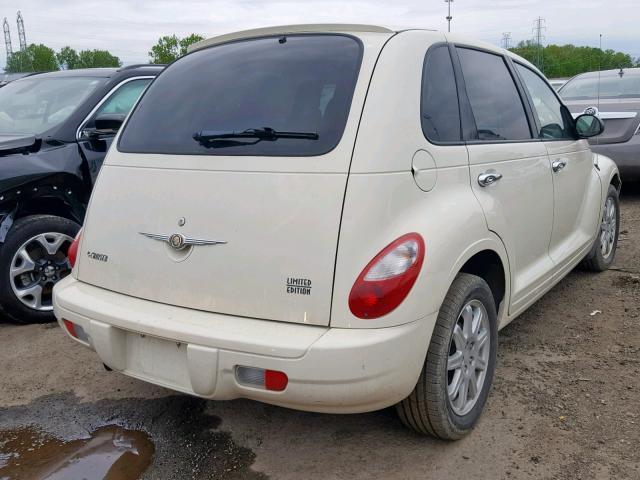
(62, 319, 89, 343)
(63, 319, 77, 338)
(235, 366, 288, 392)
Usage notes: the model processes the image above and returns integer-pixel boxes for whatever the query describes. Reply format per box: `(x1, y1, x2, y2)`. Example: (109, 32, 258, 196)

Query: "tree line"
(4, 33, 204, 73)
(510, 41, 639, 78)
(6, 34, 639, 78)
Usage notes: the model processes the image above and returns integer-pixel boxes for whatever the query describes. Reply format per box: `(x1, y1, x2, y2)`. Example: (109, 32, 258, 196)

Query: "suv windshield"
(560, 72, 640, 100)
(0, 76, 105, 135)
(119, 34, 363, 156)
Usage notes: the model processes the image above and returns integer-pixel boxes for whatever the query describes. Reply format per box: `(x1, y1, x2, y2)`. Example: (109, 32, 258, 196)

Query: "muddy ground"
(1, 187, 639, 480)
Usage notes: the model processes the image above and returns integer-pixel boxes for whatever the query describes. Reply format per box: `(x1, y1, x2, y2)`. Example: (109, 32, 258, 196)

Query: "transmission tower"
(3, 18, 12, 63)
(16, 10, 26, 51)
(501, 32, 512, 50)
(532, 17, 546, 72)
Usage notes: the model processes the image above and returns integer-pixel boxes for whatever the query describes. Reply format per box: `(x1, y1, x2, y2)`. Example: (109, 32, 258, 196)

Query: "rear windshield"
(560, 73, 640, 100)
(118, 34, 363, 156)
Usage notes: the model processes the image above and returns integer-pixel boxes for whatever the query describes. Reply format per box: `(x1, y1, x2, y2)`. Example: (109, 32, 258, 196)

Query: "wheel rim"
(9, 232, 74, 311)
(599, 197, 617, 260)
(447, 299, 491, 416)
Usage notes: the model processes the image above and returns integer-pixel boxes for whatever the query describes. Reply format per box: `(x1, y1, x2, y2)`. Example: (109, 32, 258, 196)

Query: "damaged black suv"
(0, 65, 162, 323)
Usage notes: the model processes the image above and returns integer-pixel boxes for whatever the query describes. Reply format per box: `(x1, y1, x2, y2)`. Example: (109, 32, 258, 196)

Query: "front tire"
(396, 273, 498, 440)
(0, 215, 80, 324)
(581, 184, 619, 272)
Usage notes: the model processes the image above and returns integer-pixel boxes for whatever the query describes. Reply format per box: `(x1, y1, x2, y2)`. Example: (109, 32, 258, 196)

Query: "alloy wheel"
(447, 299, 491, 416)
(9, 232, 74, 311)
(599, 196, 617, 260)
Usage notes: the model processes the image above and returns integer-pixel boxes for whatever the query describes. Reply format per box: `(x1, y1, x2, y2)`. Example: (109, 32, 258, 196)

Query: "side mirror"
(94, 113, 126, 132)
(574, 114, 604, 138)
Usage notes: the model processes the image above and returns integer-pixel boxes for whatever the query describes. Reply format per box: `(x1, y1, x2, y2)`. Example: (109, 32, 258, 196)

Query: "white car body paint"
(54, 25, 619, 414)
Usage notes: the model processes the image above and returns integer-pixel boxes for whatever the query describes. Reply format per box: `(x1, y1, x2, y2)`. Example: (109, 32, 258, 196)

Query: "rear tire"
(0, 215, 80, 324)
(581, 184, 619, 272)
(396, 273, 498, 440)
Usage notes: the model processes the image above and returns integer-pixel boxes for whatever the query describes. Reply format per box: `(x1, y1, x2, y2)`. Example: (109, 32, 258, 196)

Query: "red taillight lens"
(68, 229, 82, 268)
(349, 233, 425, 319)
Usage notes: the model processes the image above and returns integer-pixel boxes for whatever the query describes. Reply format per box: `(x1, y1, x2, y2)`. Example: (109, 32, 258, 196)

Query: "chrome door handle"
(552, 159, 567, 173)
(478, 171, 503, 187)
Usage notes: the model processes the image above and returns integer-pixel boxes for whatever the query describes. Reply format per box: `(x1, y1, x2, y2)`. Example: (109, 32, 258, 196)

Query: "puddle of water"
(0, 425, 154, 480)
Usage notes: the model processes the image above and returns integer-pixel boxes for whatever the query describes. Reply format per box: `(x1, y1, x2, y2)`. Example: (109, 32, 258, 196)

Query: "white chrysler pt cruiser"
(54, 25, 620, 439)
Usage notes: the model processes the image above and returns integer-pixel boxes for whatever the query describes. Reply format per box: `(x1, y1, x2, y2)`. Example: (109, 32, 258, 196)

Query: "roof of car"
(187, 23, 540, 74)
(573, 67, 640, 79)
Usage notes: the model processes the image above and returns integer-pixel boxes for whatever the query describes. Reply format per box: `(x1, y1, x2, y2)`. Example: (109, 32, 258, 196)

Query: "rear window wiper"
(193, 127, 319, 145)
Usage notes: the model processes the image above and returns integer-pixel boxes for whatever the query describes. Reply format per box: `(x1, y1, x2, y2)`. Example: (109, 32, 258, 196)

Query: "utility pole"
(16, 10, 26, 51)
(501, 32, 512, 50)
(445, 0, 453, 33)
(532, 17, 546, 72)
(3, 18, 12, 64)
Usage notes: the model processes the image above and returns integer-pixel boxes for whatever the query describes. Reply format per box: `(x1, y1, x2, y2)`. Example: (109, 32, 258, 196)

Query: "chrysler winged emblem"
(139, 232, 227, 250)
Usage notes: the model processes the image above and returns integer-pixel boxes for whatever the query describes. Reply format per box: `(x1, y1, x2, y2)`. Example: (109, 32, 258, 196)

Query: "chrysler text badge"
(139, 232, 227, 250)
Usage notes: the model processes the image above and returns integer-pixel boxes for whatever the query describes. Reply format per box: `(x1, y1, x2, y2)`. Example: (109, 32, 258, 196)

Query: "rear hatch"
(77, 31, 391, 326)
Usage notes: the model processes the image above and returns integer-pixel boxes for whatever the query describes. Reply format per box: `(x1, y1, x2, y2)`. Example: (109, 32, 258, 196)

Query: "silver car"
(560, 67, 640, 181)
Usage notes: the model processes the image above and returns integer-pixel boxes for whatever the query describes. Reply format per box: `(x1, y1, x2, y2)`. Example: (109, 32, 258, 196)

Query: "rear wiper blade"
(193, 127, 319, 144)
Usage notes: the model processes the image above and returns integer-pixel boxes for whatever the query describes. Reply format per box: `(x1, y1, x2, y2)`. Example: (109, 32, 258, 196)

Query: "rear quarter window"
(118, 35, 363, 157)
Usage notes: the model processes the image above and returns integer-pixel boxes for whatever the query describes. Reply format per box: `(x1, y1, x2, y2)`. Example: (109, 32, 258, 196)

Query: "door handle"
(478, 171, 503, 187)
(552, 159, 567, 173)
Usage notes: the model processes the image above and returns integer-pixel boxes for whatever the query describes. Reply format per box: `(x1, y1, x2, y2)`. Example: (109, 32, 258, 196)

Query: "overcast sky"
(2, 0, 639, 70)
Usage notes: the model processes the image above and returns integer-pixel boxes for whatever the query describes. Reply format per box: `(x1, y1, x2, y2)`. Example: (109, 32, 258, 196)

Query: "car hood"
(0, 133, 38, 153)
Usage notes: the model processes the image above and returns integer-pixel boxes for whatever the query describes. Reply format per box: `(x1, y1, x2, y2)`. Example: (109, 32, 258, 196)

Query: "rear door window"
(457, 48, 532, 141)
(421, 45, 461, 143)
(118, 35, 363, 156)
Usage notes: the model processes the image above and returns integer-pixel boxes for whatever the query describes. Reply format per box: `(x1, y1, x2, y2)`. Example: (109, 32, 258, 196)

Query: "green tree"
(76, 49, 121, 68)
(5, 44, 59, 73)
(148, 33, 204, 64)
(57, 46, 80, 70)
(510, 42, 635, 78)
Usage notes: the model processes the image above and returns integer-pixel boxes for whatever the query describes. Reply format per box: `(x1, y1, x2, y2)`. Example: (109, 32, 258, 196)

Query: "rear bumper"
(590, 135, 640, 181)
(53, 276, 435, 413)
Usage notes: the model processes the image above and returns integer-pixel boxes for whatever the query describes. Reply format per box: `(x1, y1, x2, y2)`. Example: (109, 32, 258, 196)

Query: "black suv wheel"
(0, 215, 80, 324)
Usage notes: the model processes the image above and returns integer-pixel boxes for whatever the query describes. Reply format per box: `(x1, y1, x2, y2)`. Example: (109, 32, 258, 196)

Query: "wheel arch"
(446, 236, 511, 328)
(610, 172, 621, 193)
(0, 173, 87, 243)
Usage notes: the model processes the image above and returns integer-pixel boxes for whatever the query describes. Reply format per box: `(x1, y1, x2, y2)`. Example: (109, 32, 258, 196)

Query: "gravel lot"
(1, 186, 639, 480)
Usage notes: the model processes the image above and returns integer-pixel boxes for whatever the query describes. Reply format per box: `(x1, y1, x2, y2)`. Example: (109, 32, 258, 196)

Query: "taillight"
(349, 233, 425, 319)
(68, 229, 82, 268)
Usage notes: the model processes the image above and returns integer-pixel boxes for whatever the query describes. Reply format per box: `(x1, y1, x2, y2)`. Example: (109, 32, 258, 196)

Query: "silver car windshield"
(0, 76, 105, 136)
(560, 73, 640, 100)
